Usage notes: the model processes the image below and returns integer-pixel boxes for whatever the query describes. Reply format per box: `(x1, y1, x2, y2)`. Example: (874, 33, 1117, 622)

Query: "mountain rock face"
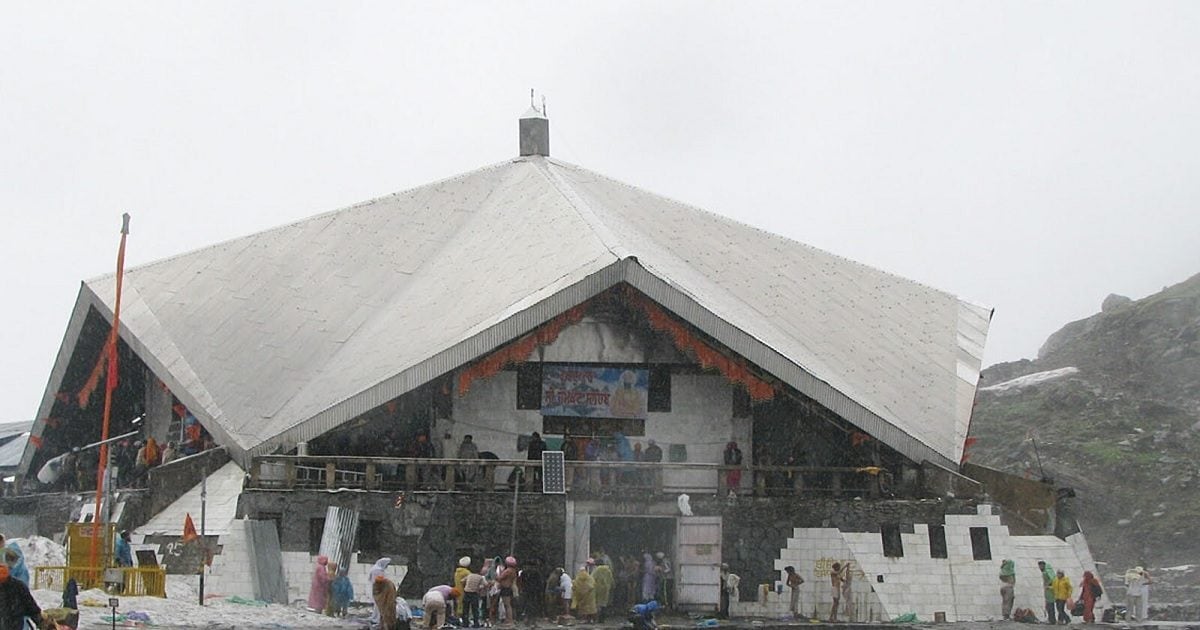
(970, 272, 1200, 608)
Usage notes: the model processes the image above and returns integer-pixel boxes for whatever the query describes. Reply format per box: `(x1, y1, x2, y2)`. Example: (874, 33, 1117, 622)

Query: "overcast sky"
(2, 2, 1197, 421)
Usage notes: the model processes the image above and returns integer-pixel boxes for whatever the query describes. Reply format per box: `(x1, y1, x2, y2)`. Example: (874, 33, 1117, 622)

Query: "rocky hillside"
(970, 272, 1200, 608)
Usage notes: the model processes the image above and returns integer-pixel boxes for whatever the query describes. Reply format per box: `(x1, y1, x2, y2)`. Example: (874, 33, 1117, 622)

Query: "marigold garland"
(456, 286, 775, 402)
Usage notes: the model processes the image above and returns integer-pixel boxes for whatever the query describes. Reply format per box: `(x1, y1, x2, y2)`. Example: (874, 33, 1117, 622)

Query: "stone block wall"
(207, 520, 256, 599)
(753, 504, 1105, 622)
(689, 495, 978, 602)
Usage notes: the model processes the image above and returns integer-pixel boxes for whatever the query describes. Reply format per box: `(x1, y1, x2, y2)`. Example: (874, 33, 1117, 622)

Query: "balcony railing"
(247, 455, 895, 498)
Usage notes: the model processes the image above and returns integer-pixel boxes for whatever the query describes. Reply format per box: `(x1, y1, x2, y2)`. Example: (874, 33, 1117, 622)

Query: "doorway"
(590, 516, 674, 560)
(589, 516, 675, 608)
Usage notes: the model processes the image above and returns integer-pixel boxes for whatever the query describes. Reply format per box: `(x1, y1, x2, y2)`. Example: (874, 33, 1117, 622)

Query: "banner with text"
(541, 365, 649, 419)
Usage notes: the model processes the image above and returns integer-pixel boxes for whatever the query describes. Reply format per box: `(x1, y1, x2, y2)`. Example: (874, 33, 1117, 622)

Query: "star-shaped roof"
(57, 155, 990, 468)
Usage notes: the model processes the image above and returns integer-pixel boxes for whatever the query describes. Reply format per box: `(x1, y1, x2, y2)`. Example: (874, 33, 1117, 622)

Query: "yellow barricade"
(35, 565, 167, 597)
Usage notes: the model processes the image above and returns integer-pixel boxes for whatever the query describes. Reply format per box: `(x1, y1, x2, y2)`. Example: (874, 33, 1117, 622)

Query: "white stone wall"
(757, 505, 1104, 622)
(206, 520, 256, 600)
(451, 370, 745, 491)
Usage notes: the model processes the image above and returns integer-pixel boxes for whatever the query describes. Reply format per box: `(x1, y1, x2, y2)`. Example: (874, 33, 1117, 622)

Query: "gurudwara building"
(12, 111, 1103, 620)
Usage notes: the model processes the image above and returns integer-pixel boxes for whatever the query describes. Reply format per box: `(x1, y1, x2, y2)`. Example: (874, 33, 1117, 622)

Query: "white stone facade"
(734, 505, 1105, 622)
(450, 369, 749, 490)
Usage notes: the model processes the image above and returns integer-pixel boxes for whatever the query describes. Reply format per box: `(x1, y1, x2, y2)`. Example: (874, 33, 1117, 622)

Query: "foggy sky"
(2, 2, 1197, 421)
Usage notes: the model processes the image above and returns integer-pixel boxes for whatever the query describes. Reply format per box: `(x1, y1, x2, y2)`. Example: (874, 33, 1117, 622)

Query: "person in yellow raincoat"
(572, 565, 597, 622)
(591, 559, 614, 621)
(1051, 569, 1073, 624)
(454, 557, 472, 618)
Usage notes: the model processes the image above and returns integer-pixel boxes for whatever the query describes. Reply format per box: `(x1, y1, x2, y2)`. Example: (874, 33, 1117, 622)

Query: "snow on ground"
(980, 367, 1080, 392)
(10, 535, 67, 568)
(34, 579, 360, 628)
(18, 536, 360, 628)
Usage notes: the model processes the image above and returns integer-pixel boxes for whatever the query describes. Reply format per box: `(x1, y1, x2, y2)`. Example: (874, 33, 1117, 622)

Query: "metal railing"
(247, 455, 893, 497)
(35, 565, 167, 597)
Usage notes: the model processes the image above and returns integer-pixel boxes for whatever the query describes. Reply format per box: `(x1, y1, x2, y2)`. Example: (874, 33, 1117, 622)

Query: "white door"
(675, 516, 722, 610)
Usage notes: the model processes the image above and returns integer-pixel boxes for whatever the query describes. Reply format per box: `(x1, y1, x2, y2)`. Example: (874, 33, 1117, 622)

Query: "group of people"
(1000, 559, 1111, 624)
(345, 549, 670, 630)
(546, 433, 665, 492)
(306, 555, 356, 618)
(51, 429, 215, 492)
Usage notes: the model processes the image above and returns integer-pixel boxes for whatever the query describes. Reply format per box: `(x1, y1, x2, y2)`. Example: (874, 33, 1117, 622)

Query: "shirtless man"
(829, 562, 845, 622)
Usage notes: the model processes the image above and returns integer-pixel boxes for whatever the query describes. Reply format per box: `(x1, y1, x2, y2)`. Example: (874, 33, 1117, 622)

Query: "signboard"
(541, 365, 649, 419)
(142, 534, 220, 574)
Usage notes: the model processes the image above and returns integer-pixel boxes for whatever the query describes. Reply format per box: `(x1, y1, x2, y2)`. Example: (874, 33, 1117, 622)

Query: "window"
(308, 518, 326, 555)
(881, 524, 904, 558)
(516, 364, 542, 410)
(732, 386, 752, 418)
(970, 527, 992, 560)
(357, 520, 382, 556)
(928, 525, 948, 558)
(648, 367, 672, 412)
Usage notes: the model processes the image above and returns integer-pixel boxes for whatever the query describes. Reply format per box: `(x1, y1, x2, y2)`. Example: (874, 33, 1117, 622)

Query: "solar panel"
(542, 451, 565, 494)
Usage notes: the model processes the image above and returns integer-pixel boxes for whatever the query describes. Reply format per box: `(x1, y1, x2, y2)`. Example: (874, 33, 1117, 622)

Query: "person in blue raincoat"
(330, 566, 355, 617)
(115, 531, 134, 567)
(4, 542, 30, 587)
(629, 600, 659, 630)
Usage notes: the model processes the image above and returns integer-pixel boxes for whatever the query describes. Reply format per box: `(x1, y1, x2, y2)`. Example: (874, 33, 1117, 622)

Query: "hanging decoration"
(456, 285, 776, 401)
(456, 303, 588, 396)
(619, 286, 775, 401)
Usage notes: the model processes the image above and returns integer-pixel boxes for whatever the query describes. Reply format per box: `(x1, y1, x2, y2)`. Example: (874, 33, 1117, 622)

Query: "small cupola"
(519, 90, 550, 157)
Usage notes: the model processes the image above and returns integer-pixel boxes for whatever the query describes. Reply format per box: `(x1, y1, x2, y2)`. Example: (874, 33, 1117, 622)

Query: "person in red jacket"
(1079, 571, 1103, 623)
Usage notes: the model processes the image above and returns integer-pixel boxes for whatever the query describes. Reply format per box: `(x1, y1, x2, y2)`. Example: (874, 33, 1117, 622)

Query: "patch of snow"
(1161, 564, 1196, 572)
(9, 536, 67, 569)
(34, 581, 358, 628)
(1117, 519, 1131, 526)
(980, 367, 1080, 392)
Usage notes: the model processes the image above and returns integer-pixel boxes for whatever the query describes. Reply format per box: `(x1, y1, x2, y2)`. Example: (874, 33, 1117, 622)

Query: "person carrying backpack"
(1079, 571, 1103, 623)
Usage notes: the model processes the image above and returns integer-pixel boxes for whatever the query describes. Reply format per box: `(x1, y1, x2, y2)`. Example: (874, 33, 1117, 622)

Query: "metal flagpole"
(90, 213, 130, 577)
(509, 468, 520, 555)
(199, 466, 208, 605)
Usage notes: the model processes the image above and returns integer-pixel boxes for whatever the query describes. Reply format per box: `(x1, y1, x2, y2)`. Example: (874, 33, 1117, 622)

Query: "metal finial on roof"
(519, 90, 549, 156)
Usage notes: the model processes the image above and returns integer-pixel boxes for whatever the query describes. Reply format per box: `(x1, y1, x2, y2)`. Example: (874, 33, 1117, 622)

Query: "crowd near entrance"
(589, 516, 676, 610)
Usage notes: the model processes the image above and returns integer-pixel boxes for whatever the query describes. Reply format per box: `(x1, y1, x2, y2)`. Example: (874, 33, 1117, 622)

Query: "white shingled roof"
(33, 156, 991, 469)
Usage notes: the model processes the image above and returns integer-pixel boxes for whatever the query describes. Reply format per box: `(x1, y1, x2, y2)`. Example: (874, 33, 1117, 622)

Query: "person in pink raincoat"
(307, 555, 333, 612)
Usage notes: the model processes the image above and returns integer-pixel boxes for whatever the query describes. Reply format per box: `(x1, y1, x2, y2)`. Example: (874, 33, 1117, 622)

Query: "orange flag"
(183, 513, 199, 542)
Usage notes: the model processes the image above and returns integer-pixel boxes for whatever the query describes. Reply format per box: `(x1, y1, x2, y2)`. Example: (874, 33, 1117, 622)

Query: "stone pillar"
(143, 368, 173, 443)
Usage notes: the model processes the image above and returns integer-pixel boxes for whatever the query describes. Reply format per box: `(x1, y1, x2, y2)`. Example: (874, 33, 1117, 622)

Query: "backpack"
(1090, 581, 1103, 598)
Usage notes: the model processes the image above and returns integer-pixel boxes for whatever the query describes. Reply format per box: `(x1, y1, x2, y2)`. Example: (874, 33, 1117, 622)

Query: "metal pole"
(1031, 436, 1046, 480)
(509, 467, 520, 555)
(199, 466, 207, 606)
(102, 446, 114, 524)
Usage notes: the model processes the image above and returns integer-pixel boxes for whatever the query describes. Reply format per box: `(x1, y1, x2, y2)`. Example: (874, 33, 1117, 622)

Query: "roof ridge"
(530, 158, 630, 261)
